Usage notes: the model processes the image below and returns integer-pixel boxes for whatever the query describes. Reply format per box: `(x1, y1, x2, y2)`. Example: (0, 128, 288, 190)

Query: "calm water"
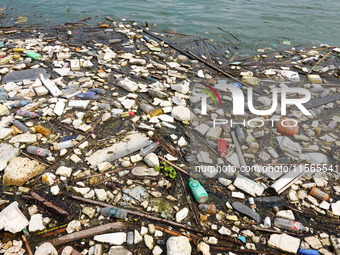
(2, 0, 340, 47)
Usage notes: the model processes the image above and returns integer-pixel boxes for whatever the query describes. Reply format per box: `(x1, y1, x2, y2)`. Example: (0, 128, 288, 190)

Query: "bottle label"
(292, 221, 298, 230)
(36, 150, 42, 156)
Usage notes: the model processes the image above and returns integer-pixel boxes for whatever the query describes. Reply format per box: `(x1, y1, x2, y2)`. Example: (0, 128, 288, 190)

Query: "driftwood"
(49, 222, 129, 246)
(26, 192, 69, 218)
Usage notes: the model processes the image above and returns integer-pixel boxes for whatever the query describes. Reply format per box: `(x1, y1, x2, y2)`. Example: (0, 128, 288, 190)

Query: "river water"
(1, 0, 340, 47)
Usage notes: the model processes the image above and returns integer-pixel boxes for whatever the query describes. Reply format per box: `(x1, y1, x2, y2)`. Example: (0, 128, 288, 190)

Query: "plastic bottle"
(34, 125, 52, 136)
(140, 103, 155, 113)
(310, 187, 333, 202)
(127, 231, 134, 245)
(0, 88, 8, 101)
(10, 99, 32, 108)
(12, 120, 29, 133)
(235, 126, 245, 144)
(198, 204, 216, 214)
(16, 110, 40, 118)
(91, 88, 106, 95)
(25, 51, 42, 60)
(105, 181, 116, 190)
(140, 142, 159, 157)
(297, 249, 319, 255)
(254, 196, 283, 207)
(246, 136, 259, 153)
(50, 140, 76, 150)
(27, 146, 51, 157)
(326, 120, 337, 132)
(248, 197, 256, 209)
(217, 138, 228, 157)
(222, 123, 231, 135)
(98, 207, 127, 219)
(320, 89, 330, 98)
(188, 178, 208, 203)
(263, 216, 271, 228)
(273, 218, 309, 232)
(149, 108, 163, 117)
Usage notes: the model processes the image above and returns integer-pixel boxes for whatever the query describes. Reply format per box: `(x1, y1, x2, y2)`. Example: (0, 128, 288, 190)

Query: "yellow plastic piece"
(307, 74, 322, 84)
(149, 108, 163, 117)
(13, 48, 25, 52)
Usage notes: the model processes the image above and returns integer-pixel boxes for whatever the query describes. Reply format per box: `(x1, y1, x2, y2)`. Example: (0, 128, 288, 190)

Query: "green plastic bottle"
(188, 178, 208, 203)
(25, 51, 42, 60)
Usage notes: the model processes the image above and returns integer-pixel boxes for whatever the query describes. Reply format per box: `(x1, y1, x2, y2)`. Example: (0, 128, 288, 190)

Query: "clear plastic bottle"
(320, 89, 330, 98)
(0, 88, 8, 101)
(140, 142, 159, 157)
(12, 120, 29, 133)
(254, 196, 283, 207)
(50, 140, 76, 150)
(273, 218, 309, 232)
(222, 123, 231, 135)
(27, 146, 51, 157)
(126, 231, 134, 245)
(235, 125, 245, 144)
(98, 207, 127, 219)
(10, 99, 32, 108)
(198, 204, 216, 214)
(140, 103, 155, 113)
(263, 216, 271, 228)
(327, 120, 337, 132)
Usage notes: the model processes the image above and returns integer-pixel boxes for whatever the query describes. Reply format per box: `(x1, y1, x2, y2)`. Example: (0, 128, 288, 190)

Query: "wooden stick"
(21, 152, 50, 166)
(22, 235, 33, 255)
(28, 192, 69, 218)
(309, 50, 333, 73)
(231, 131, 247, 168)
(49, 222, 129, 246)
(157, 155, 189, 176)
(154, 225, 194, 241)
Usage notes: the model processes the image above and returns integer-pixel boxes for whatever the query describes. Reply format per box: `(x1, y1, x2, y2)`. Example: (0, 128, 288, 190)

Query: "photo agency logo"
(197, 83, 312, 128)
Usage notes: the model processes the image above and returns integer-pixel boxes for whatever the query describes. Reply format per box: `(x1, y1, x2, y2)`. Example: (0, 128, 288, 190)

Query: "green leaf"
(169, 172, 177, 179)
(153, 165, 161, 172)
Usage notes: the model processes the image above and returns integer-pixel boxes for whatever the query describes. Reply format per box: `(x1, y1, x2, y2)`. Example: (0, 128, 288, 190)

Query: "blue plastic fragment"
(76, 91, 100, 100)
(231, 82, 242, 89)
(61, 135, 77, 142)
(90, 88, 106, 95)
(298, 249, 319, 255)
(237, 236, 246, 244)
(0, 42, 4, 48)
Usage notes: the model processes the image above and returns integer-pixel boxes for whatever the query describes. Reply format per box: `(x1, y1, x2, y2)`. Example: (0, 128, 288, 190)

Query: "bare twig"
(49, 222, 130, 246)
(22, 235, 33, 255)
(25, 192, 69, 218)
(157, 156, 189, 176)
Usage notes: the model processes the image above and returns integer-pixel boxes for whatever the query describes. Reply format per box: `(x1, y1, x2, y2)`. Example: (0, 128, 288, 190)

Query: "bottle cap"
(329, 198, 333, 203)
